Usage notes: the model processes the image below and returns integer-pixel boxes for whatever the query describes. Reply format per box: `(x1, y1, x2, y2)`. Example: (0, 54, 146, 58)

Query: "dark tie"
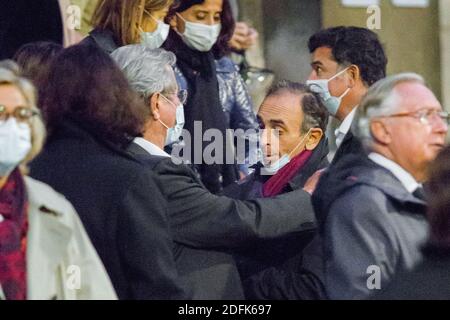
(412, 186, 427, 202)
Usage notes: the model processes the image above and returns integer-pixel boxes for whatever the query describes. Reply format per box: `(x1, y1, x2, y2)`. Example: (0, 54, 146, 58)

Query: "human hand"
(229, 22, 259, 51)
(303, 168, 326, 195)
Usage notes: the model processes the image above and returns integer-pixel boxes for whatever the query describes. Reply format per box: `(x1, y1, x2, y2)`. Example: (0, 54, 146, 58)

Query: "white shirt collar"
(335, 106, 357, 138)
(133, 137, 171, 158)
(368, 152, 421, 193)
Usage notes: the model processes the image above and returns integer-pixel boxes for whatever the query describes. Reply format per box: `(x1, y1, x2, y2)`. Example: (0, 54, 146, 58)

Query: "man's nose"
(433, 115, 449, 134)
(307, 70, 317, 81)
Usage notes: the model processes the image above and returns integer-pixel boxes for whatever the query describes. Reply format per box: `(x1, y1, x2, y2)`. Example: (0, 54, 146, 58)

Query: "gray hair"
(111, 45, 177, 104)
(353, 72, 425, 149)
(0, 60, 46, 167)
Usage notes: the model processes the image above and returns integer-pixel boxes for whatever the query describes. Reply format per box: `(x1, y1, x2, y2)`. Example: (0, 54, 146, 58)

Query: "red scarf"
(262, 150, 313, 197)
(0, 168, 28, 300)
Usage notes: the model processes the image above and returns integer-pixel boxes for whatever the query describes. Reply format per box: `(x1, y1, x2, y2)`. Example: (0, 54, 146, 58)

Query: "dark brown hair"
(427, 146, 450, 249)
(40, 44, 148, 146)
(266, 80, 329, 134)
(13, 41, 62, 82)
(13, 41, 63, 108)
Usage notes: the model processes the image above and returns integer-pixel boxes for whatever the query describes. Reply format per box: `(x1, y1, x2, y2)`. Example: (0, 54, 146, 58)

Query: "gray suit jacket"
(127, 142, 316, 299)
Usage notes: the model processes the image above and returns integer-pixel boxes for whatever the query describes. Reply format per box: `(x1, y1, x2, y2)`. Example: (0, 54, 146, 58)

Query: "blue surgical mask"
(140, 12, 170, 49)
(158, 94, 185, 146)
(261, 129, 312, 175)
(306, 67, 351, 116)
(176, 13, 221, 52)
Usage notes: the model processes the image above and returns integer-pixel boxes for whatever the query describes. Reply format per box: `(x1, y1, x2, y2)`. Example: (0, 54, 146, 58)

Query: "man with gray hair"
(111, 45, 318, 299)
(316, 73, 448, 299)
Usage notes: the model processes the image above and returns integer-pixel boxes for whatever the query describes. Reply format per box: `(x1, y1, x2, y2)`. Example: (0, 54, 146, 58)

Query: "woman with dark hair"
(29, 44, 186, 300)
(375, 146, 450, 300)
(13, 41, 63, 108)
(13, 42, 62, 84)
(164, 0, 259, 193)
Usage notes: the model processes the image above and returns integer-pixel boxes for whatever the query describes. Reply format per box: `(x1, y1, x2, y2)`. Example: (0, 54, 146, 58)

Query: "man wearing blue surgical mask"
(112, 46, 185, 156)
(306, 27, 387, 162)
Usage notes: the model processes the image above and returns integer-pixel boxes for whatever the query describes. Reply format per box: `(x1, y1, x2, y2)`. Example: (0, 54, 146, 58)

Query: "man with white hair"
(111, 45, 318, 299)
(316, 73, 448, 299)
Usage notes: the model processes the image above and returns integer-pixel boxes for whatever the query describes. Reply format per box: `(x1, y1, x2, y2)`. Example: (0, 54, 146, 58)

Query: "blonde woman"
(82, 0, 174, 53)
(0, 61, 117, 300)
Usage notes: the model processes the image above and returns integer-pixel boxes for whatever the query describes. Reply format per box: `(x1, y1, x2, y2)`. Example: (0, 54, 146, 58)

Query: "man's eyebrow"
(269, 119, 287, 128)
(311, 61, 324, 68)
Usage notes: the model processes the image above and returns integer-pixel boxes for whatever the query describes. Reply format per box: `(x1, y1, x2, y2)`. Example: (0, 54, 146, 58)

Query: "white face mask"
(261, 129, 312, 175)
(306, 67, 351, 116)
(140, 13, 170, 49)
(0, 118, 31, 177)
(176, 13, 221, 52)
(158, 94, 185, 146)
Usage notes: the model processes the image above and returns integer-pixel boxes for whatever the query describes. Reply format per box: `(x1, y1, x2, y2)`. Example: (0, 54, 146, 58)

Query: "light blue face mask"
(140, 12, 170, 50)
(158, 94, 185, 146)
(261, 129, 312, 176)
(176, 13, 221, 52)
(306, 67, 351, 116)
(0, 118, 31, 177)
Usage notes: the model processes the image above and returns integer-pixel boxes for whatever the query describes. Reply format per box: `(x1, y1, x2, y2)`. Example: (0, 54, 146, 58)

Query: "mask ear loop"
(328, 67, 352, 98)
(328, 66, 350, 82)
(287, 128, 313, 158)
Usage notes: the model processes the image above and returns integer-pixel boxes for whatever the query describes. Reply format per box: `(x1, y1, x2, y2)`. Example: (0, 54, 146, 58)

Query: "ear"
(347, 65, 361, 88)
(305, 128, 323, 151)
(150, 93, 161, 120)
(370, 120, 391, 145)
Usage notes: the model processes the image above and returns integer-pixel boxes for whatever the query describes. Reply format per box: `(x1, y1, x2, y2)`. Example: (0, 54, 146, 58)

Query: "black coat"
(127, 142, 317, 299)
(80, 28, 119, 54)
(223, 138, 329, 280)
(30, 121, 186, 300)
(374, 246, 450, 300)
(330, 130, 364, 165)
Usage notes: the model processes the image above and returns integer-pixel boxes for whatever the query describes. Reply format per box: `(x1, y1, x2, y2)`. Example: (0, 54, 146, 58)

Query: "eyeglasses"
(380, 108, 450, 126)
(0, 105, 40, 123)
(162, 89, 188, 105)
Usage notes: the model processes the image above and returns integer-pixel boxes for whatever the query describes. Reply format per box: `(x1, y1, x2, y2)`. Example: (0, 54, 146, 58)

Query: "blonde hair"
(0, 61, 46, 167)
(92, 0, 173, 46)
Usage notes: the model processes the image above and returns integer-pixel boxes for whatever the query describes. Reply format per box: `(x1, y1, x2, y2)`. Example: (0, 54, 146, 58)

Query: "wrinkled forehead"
(393, 82, 441, 112)
(258, 93, 304, 126)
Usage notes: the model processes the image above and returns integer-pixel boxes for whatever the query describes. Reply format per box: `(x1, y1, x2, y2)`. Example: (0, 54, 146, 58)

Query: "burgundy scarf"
(0, 168, 28, 300)
(262, 150, 313, 197)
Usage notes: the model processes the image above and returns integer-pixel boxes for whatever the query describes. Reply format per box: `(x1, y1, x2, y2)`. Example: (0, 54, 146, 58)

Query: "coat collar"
(88, 28, 119, 54)
(287, 138, 330, 190)
(252, 137, 330, 191)
(353, 165, 426, 207)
